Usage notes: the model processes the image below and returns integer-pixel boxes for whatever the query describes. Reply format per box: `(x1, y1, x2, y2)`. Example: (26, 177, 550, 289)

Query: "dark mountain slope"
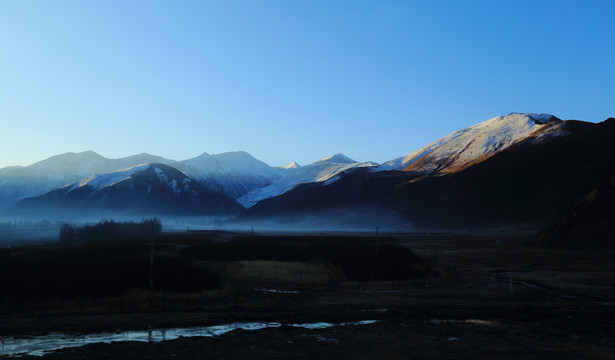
(389, 119, 604, 227)
(536, 168, 615, 247)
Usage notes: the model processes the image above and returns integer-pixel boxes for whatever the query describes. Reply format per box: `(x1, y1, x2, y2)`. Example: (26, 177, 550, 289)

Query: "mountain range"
(9, 163, 244, 219)
(2, 112, 613, 233)
(0, 151, 278, 214)
(0, 150, 377, 217)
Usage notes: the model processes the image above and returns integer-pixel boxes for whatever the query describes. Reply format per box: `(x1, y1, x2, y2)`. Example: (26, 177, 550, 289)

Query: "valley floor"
(2, 232, 614, 359)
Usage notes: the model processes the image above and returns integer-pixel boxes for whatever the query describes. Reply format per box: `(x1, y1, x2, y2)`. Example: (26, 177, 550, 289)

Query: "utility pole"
(149, 222, 155, 292)
(375, 226, 380, 256)
(509, 273, 514, 295)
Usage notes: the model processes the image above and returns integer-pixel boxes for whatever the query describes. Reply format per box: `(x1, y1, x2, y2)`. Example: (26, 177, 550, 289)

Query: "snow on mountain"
(281, 161, 301, 169)
(62, 163, 205, 198)
(64, 164, 154, 193)
(170, 151, 284, 200)
(237, 154, 377, 208)
(314, 153, 356, 164)
(377, 113, 565, 174)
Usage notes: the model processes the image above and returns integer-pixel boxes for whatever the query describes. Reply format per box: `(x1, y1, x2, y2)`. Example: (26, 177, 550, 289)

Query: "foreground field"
(1, 231, 614, 359)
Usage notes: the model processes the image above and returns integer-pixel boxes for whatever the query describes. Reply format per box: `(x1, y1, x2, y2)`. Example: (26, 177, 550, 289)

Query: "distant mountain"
(239, 116, 609, 230)
(377, 113, 568, 174)
(314, 153, 357, 164)
(237, 153, 377, 208)
(169, 151, 283, 200)
(8, 163, 245, 219)
(0, 151, 173, 212)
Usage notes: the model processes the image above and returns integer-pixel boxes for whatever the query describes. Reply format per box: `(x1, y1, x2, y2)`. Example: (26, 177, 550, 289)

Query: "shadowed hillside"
(536, 168, 615, 247)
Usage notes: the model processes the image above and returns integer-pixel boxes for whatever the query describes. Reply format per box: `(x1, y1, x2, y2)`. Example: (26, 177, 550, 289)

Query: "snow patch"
(154, 166, 184, 195)
(65, 164, 151, 193)
(281, 161, 300, 169)
(238, 159, 376, 208)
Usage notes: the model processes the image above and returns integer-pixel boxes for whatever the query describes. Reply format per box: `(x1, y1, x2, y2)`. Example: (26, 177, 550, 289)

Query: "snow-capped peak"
(281, 161, 301, 169)
(314, 153, 356, 164)
(378, 112, 563, 173)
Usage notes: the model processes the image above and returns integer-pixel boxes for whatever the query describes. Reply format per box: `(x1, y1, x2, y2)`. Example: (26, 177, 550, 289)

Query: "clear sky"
(1, 0, 613, 168)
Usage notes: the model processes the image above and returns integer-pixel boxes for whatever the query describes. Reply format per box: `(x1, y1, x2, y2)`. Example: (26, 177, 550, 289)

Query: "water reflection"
(0, 320, 377, 357)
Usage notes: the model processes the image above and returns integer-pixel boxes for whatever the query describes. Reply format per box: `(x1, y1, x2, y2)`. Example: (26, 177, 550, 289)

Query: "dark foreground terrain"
(1, 231, 614, 359)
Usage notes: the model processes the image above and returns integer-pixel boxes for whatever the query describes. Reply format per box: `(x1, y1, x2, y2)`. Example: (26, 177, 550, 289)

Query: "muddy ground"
(1, 232, 614, 359)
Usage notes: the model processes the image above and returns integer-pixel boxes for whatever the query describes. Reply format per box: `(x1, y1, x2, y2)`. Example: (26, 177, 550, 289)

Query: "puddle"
(430, 319, 501, 326)
(358, 289, 408, 294)
(254, 288, 300, 294)
(0, 320, 377, 357)
(293, 320, 377, 330)
(362, 308, 389, 313)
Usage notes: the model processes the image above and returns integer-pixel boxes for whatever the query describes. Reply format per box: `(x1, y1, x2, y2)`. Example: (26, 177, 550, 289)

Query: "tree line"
(59, 218, 162, 243)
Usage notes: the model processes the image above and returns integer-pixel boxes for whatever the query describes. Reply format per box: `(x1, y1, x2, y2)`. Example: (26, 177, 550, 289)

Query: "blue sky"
(1, 0, 613, 168)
